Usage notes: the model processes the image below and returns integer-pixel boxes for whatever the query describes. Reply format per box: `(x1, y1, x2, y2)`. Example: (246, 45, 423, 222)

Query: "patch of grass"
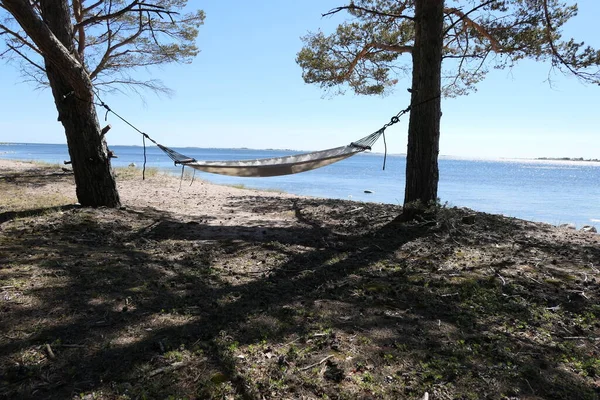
(228, 183, 247, 190)
(16, 160, 63, 168)
(0, 185, 73, 213)
(225, 183, 284, 193)
(164, 350, 185, 362)
(0, 163, 75, 213)
(113, 166, 160, 180)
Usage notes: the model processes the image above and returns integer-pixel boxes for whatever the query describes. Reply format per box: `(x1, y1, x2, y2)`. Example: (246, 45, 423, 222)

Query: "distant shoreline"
(2, 142, 599, 163)
(535, 157, 600, 163)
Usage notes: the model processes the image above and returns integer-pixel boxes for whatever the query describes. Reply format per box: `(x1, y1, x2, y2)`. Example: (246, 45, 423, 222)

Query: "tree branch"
(0, 22, 43, 56)
(541, 0, 577, 76)
(147, 12, 168, 56)
(342, 41, 412, 80)
(89, 6, 147, 80)
(6, 43, 46, 71)
(82, 0, 103, 14)
(372, 42, 413, 53)
(443, 0, 496, 37)
(4, 0, 203, 97)
(71, 0, 86, 61)
(445, 6, 501, 53)
(323, 4, 414, 21)
(2, 0, 91, 97)
(93, 77, 173, 97)
(342, 43, 372, 80)
(74, 0, 176, 29)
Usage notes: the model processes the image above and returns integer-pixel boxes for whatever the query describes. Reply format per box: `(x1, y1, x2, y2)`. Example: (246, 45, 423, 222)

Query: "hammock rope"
(92, 93, 435, 178)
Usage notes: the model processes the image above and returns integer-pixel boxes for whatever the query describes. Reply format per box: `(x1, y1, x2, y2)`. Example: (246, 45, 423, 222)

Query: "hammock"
(156, 128, 386, 177)
(94, 94, 413, 179)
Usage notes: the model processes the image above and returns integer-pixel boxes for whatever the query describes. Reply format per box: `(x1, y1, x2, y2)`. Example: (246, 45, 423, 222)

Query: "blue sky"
(0, 0, 598, 159)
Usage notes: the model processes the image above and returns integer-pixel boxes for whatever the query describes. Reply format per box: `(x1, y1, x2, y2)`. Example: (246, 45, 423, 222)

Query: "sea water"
(1, 142, 599, 230)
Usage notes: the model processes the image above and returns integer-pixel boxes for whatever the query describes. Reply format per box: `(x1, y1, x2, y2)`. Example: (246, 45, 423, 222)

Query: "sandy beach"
(1, 158, 599, 399)
(0, 159, 307, 231)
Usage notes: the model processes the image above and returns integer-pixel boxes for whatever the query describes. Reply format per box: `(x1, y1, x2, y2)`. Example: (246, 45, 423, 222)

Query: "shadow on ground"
(1, 187, 599, 399)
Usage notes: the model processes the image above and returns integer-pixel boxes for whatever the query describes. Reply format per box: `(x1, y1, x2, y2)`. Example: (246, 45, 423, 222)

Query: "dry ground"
(0, 160, 599, 400)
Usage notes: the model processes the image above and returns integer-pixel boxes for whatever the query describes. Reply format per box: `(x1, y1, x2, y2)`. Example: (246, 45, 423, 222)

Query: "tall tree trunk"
(3, 0, 121, 207)
(401, 0, 444, 220)
(40, 0, 120, 207)
(45, 67, 121, 207)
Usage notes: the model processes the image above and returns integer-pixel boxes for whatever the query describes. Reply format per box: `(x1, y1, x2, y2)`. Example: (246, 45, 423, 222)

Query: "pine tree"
(297, 0, 600, 219)
(1, 0, 204, 207)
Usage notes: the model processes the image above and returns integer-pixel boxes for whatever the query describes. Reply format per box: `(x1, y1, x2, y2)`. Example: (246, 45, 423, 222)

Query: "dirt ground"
(1, 159, 599, 400)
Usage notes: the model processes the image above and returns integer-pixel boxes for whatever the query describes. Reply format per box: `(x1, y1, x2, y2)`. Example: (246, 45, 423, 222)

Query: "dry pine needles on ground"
(1, 160, 599, 399)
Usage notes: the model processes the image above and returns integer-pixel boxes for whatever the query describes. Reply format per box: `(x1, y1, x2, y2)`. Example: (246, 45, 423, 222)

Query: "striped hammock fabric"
(157, 129, 385, 178)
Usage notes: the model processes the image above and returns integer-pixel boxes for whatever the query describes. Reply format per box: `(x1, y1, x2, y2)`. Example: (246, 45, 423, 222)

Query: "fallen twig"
(489, 267, 506, 285)
(566, 290, 590, 299)
(441, 292, 459, 297)
(526, 275, 543, 285)
(284, 336, 302, 347)
(449, 236, 461, 246)
(300, 355, 334, 371)
(147, 361, 188, 378)
(45, 343, 56, 360)
(0, 285, 16, 290)
(524, 378, 535, 395)
(496, 273, 506, 285)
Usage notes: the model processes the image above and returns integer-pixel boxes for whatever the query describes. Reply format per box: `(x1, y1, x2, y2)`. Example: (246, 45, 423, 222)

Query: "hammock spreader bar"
(156, 128, 385, 178)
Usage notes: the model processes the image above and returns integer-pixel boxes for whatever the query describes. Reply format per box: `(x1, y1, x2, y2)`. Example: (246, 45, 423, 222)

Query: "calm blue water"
(2, 142, 599, 230)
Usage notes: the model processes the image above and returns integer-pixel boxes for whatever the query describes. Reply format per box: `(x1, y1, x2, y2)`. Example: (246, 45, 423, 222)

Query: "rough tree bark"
(3, 0, 120, 207)
(401, 0, 444, 220)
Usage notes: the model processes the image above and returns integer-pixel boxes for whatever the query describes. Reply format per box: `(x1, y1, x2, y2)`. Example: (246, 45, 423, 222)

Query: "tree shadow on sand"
(1, 195, 599, 399)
